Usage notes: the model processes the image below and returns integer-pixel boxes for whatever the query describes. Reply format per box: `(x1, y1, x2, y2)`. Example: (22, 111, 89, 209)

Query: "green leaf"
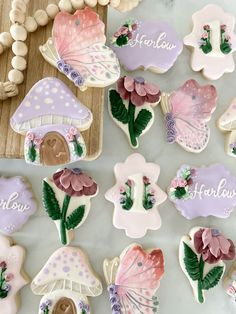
(73, 142, 83, 157)
(183, 242, 200, 281)
(201, 266, 224, 290)
(116, 35, 129, 47)
(133, 109, 152, 137)
(28, 144, 36, 162)
(42, 181, 61, 220)
(109, 90, 129, 124)
(65, 205, 85, 230)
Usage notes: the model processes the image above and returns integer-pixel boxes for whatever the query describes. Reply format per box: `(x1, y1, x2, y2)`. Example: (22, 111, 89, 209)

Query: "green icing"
(65, 205, 85, 230)
(134, 109, 152, 137)
(28, 141, 37, 162)
(174, 186, 187, 199)
(109, 90, 129, 124)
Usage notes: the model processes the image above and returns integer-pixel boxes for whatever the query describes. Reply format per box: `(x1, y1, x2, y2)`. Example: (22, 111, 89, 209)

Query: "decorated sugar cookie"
(11, 77, 93, 166)
(168, 164, 236, 219)
(103, 243, 164, 314)
(113, 0, 142, 13)
(161, 79, 217, 153)
(184, 4, 236, 80)
(111, 19, 183, 73)
(40, 7, 120, 91)
(224, 260, 236, 303)
(105, 154, 167, 238)
(43, 168, 98, 245)
(180, 227, 235, 303)
(0, 175, 37, 235)
(0, 235, 29, 314)
(31, 246, 102, 314)
(109, 76, 161, 148)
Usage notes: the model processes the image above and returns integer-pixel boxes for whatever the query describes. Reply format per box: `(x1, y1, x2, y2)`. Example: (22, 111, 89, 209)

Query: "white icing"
(0, 192, 30, 212)
(129, 32, 177, 50)
(128, 173, 145, 213)
(207, 20, 223, 57)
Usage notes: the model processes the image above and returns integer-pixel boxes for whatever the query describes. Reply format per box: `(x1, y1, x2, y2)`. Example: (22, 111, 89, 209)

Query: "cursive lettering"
(129, 32, 177, 50)
(0, 192, 30, 212)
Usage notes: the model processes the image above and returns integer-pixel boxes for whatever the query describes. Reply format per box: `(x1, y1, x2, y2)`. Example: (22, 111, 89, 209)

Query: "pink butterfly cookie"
(161, 79, 217, 153)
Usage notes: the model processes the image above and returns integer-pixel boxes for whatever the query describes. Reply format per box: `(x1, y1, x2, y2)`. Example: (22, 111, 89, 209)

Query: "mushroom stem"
(60, 194, 71, 245)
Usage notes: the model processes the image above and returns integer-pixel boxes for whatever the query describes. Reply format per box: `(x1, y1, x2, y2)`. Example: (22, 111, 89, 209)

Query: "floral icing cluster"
(169, 165, 196, 200)
(0, 261, 14, 299)
(143, 176, 156, 210)
(66, 127, 83, 157)
(112, 20, 138, 47)
(26, 132, 43, 163)
(57, 59, 85, 87)
(78, 300, 90, 314)
(165, 112, 176, 143)
(108, 284, 121, 314)
(40, 299, 52, 314)
(230, 142, 236, 155)
(120, 179, 133, 211)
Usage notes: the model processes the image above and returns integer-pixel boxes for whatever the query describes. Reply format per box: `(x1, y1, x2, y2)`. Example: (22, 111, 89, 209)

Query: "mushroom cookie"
(103, 243, 164, 314)
(39, 7, 120, 91)
(105, 154, 167, 238)
(179, 227, 235, 303)
(31, 246, 102, 314)
(43, 168, 98, 245)
(0, 234, 29, 314)
(109, 76, 161, 149)
(11, 77, 93, 166)
(111, 19, 183, 73)
(184, 4, 236, 80)
(0, 175, 37, 235)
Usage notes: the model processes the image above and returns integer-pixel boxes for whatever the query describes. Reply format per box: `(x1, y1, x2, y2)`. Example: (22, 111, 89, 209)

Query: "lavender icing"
(165, 113, 176, 143)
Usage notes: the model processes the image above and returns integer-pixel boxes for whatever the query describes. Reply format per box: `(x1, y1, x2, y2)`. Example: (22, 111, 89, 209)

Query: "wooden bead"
(10, 24, 27, 41)
(84, 0, 97, 7)
(46, 4, 59, 19)
(11, 56, 27, 71)
(58, 0, 73, 12)
(9, 9, 25, 24)
(109, 0, 120, 6)
(0, 44, 4, 54)
(34, 10, 49, 26)
(24, 16, 38, 32)
(8, 69, 24, 84)
(0, 32, 13, 47)
(12, 41, 28, 56)
(71, 0, 85, 9)
(98, 0, 109, 5)
(12, 0, 27, 13)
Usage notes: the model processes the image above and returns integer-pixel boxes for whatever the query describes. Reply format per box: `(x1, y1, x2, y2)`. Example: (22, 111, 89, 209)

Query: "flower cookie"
(0, 175, 37, 235)
(168, 164, 236, 219)
(40, 7, 120, 91)
(111, 19, 183, 73)
(180, 227, 235, 303)
(109, 76, 161, 148)
(11, 77, 93, 166)
(31, 246, 103, 314)
(161, 79, 217, 153)
(0, 234, 29, 314)
(105, 153, 167, 238)
(103, 244, 164, 314)
(43, 168, 98, 245)
(184, 4, 236, 80)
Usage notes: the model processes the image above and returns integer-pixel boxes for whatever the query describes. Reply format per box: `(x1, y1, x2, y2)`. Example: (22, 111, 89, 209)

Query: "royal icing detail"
(115, 0, 142, 13)
(224, 260, 236, 304)
(112, 20, 183, 73)
(184, 4, 236, 80)
(161, 79, 217, 153)
(31, 246, 102, 314)
(103, 244, 164, 314)
(11, 77, 92, 166)
(179, 227, 235, 303)
(109, 76, 161, 148)
(40, 7, 120, 91)
(105, 153, 167, 238)
(0, 235, 29, 314)
(43, 168, 98, 245)
(0, 175, 37, 235)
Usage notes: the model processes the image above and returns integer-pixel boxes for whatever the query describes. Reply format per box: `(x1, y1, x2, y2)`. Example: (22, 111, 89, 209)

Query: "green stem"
(0, 270, 3, 289)
(60, 194, 71, 245)
(128, 101, 137, 147)
(198, 256, 205, 303)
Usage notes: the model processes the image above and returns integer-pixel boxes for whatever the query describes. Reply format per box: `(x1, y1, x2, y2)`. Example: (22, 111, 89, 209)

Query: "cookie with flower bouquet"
(42, 168, 98, 245)
(108, 76, 161, 148)
(179, 227, 235, 303)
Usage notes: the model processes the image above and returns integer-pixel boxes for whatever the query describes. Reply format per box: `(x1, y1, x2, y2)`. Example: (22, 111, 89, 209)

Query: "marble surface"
(1, 0, 236, 313)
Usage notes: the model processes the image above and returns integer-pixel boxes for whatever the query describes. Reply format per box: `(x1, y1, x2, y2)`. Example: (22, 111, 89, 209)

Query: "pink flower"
(203, 24, 210, 31)
(226, 35, 231, 41)
(0, 261, 6, 269)
(126, 179, 133, 187)
(66, 133, 74, 142)
(202, 32, 208, 39)
(5, 273, 14, 282)
(227, 285, 236, 296)
(34, 137, 43, 148)
(120, 187, 125, 193)
(171, 178, 187, 188)
(143, 176, 150, 185)
(132, 23, 138, 31)
(221, 24, 227, 31)
(69, 127, 78, 136)
(117, 76, 161, 107)
(194, 228, 235, 264)
(26, 132, 35, 141)
(114, 26, 129, 38)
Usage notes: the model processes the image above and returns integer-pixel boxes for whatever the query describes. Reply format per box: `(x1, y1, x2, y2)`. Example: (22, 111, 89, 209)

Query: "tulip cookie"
(0, 235, 29, 314)
(105, 153, 167, 238)
(161, 79, 217, 153)
(103, 244, 164, 314)
(109, 76, 161, 149)
(184, 4, 236, 80)
(43, 168, 98, 245)
(31, 246, 102, 314)
(179, 227, 235, 303)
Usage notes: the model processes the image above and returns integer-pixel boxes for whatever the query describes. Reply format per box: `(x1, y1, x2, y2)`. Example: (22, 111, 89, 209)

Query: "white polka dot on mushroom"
(18, 113, 23, 117)
(24, 101, 31, 107)
(35, 105, 40, 110)
(65, 102, 70, 107)
(36, 87, 43, 93)
(45, 98, 53, 104)
(52, 88, 58, 93)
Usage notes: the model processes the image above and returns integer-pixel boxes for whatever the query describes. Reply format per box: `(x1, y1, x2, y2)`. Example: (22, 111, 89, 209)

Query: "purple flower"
(74, 75, 85, 87)
(63, 63, 72, 75)
(4, 284, 11, 292)
(167, 129, 176, 143)
(78, 301, 85, 310)
(110, 295, 119, 305)
(112, 303, 121, 312)
(84, 304, 90, 312)
(150, 197, 156, 204)
(69, 70, 80, 81)
(40, 303, 47, 311)
(108, 284, 117, 295)
(57, 59, 65, 71)
(45, 299, 52, 307)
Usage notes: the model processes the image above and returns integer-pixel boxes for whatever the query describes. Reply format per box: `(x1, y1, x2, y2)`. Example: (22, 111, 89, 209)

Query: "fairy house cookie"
(111, 19, 183, 73)
(0, 235, 29, 314)
(43, 168, 98, 245)
(31, 246, 102, 314)
(161, 79, 217, 153)
(109, 76, 161, 149)
(11, 77, 93, 166)
(105, 153, 167, 238)
(184, 4, 236, 80)
(40, 7, 120, 91)
(103, 244, 164, 314)
(0, 175, 37, 235)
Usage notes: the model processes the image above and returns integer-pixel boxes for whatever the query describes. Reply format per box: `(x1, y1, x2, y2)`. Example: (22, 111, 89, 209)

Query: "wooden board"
(0, 1, 107, 161)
